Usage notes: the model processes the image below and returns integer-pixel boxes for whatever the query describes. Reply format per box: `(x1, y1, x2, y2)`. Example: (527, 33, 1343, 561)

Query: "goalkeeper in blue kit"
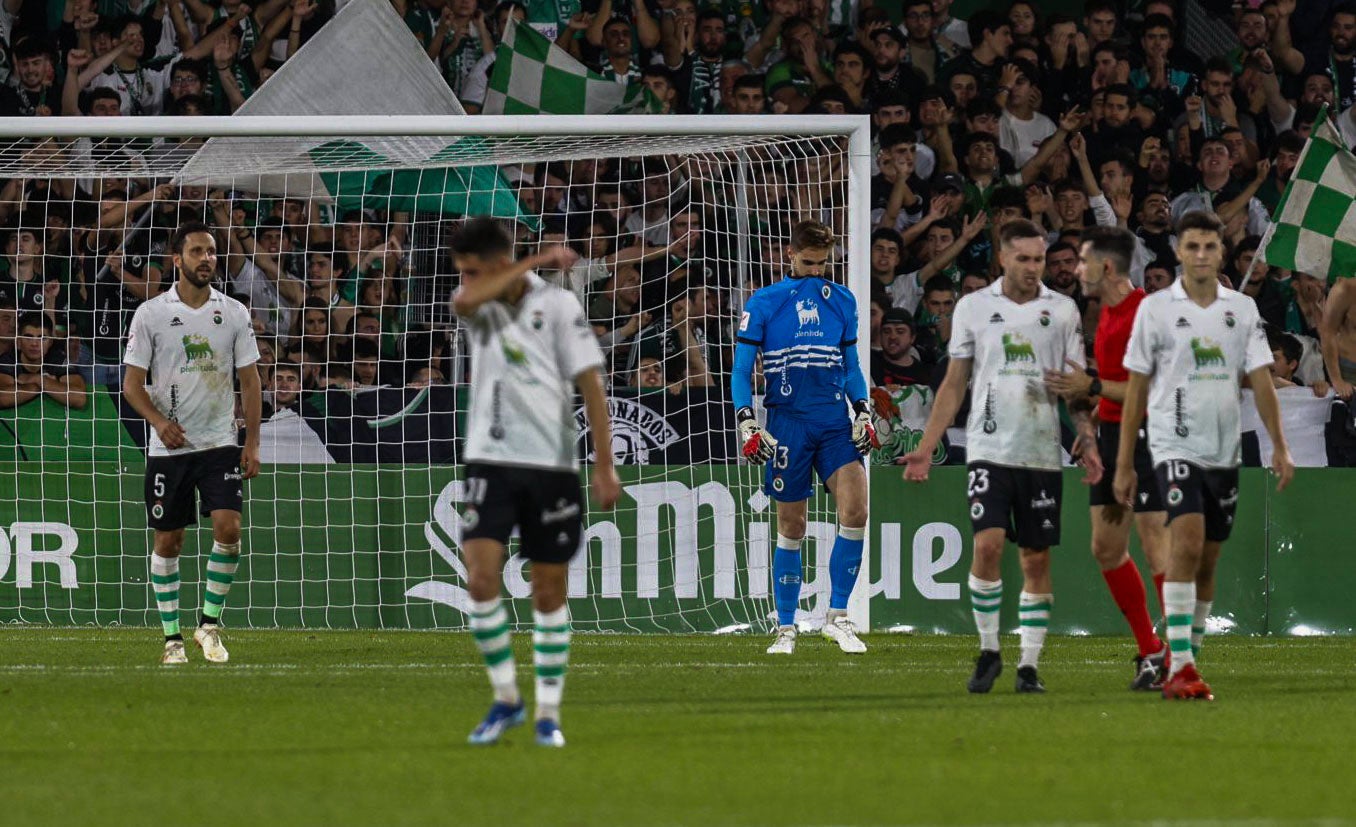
(732, 220, 878, 654)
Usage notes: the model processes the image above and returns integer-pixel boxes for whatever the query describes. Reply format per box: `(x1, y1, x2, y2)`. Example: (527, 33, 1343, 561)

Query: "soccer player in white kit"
(904, 219, 1102, 694)
(450, 217, 621, 748)
(122, 220, 262, 665)
(1115, 210, 1294, 701)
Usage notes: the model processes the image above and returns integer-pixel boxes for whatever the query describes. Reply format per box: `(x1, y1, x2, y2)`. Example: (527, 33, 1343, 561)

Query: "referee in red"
(1045, 226, 1170, 690)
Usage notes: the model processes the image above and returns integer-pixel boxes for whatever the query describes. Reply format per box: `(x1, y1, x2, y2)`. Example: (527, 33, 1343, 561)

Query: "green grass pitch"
(2, 627, 1353, 827)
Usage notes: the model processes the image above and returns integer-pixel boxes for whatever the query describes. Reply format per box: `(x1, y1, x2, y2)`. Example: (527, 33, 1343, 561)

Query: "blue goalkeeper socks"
(828, 526, 866, 611)
(772, 535, 803, 626)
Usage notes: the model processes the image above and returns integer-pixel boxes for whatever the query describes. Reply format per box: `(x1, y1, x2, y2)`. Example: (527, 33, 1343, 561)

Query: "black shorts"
(1090, 420, 1164, 511)
(144, 446, 243, 531)
(1154, 461, 1240, 542)
(966, 462, 1064, 550)
(461, 463, 583, 564)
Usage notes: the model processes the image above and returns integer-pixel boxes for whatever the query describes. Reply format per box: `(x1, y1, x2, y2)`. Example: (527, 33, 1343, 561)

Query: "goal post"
(0, 114, 873, 634)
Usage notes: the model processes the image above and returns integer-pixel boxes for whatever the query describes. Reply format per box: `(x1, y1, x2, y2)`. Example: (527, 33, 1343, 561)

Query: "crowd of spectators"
(0, 0, 1354, 464)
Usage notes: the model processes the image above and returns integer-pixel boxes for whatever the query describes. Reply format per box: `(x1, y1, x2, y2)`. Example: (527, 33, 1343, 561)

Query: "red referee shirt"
(1095, 287, 1146, 424)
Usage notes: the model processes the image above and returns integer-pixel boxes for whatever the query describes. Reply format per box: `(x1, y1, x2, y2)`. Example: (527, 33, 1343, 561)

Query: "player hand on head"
(850, 399, 879, 455)
(735, 407, 778, 463)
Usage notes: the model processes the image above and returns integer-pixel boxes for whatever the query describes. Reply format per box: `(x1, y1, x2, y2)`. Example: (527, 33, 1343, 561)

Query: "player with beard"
(122, 220, 261, 665)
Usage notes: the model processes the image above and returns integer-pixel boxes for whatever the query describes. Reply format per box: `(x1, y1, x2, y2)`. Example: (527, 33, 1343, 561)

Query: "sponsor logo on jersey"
(795, 299, 820, 328)
(170, 316, 183, 327)
(739, 311, 750, 332)
(1001, 332, 1036, 363)
(988, 312, 1004, 324)
(501, 339, 527, 366)
(1189, 337, 1226, 369)
(1176, 317, 1191, 328)
(182, 334, 214, 362)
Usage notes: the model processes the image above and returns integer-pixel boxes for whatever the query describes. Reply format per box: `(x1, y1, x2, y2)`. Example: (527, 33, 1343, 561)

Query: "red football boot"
(1161, 663, 1214, 700)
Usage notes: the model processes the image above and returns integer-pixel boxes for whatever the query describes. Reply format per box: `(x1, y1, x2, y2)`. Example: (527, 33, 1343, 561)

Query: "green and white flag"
(1260, 106, 1356, 282)
(482, 19, 658, 115)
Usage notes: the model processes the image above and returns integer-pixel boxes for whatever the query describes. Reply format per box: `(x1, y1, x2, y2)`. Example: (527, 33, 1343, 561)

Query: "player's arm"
(1320, 278, 1356, 399)
(903, 356, 971, 480)
(731, 296, 777, 462)
(576, 366, 621, 509)
(123, 364, 186, 449)
(1247, 364, 1295, 491)
(451, 247, 574, 317)
(840, 331, 878, 454)
(237, 361, 262, 479)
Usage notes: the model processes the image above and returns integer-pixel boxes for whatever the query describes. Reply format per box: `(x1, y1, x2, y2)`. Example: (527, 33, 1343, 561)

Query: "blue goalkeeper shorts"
(763, 408, 860, 502)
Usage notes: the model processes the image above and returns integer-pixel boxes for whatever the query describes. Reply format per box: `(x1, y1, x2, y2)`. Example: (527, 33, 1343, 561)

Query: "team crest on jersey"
(1038, 310, 1051, 327)
(1166, 486, 1183, 507)
(772, 476, 785, 492)
(1224, 311, 1236, 328)
(795, 300, 820, 328)
(969, 500, 984, 520)
(462, 505, 480, 529)
(213, 310, 223, 325)
(151, 502, 164, 519)
(531, 310, 544, 330)
(821, 284, 831, 299)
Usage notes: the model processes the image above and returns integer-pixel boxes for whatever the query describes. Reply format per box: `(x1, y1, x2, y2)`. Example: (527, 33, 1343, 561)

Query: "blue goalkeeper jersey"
(737, 275, 861, 420)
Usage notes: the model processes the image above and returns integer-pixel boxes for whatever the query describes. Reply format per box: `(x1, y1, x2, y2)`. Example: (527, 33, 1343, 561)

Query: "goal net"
(0, 115, 870, 634)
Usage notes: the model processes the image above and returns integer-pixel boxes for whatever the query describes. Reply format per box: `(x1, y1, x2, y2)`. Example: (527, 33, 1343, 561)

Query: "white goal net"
(0, 115, 870, 634)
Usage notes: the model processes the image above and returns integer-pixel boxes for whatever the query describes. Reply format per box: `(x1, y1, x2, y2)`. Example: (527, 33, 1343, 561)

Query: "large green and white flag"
(1260, 106, 1356, 282)
(482, 19, 657, 115)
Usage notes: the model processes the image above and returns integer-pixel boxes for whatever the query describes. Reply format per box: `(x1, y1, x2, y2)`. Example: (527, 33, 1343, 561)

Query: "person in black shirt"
(0, 312, 86, 410)
(871, 307, 933, 387)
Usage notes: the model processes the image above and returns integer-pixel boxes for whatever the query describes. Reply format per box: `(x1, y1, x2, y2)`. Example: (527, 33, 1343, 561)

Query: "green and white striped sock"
(1018, 592, 1053, 669)
(968, 574, 1002, 651)
(1192, 599, 1212, 659)
(201, 541, 240, 624)
(1164, 581, 1196, 676)
(534, 606, 571, 723)
(470, 598, 519, 705)
(150, 554, 180, 639)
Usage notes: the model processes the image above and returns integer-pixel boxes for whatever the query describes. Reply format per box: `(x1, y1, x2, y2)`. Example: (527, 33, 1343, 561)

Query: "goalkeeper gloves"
(851, 399, 879, 455)
(736, 407, 778, 463)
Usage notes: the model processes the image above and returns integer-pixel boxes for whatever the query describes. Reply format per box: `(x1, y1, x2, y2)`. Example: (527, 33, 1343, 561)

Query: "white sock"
(533, 605, 571, 722)
(968, 574, 1002, 652)
(469, 597, 519, 705)
(1164, 581, 1197, 676)
(1018, 592, 1052, 669)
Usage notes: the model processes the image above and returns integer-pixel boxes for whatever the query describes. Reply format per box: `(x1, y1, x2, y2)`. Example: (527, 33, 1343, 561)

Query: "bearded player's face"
(175, 231, 217, 289)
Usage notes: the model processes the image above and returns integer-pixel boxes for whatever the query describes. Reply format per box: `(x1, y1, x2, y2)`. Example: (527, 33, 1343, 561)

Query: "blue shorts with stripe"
(763, 408, 861, 502)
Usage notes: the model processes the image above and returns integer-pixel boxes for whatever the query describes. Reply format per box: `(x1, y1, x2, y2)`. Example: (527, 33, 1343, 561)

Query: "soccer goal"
(0, 114, 871, 634)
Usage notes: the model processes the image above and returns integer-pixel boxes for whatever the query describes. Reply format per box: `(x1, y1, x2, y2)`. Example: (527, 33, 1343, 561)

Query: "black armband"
(736, 406, 755, 423)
